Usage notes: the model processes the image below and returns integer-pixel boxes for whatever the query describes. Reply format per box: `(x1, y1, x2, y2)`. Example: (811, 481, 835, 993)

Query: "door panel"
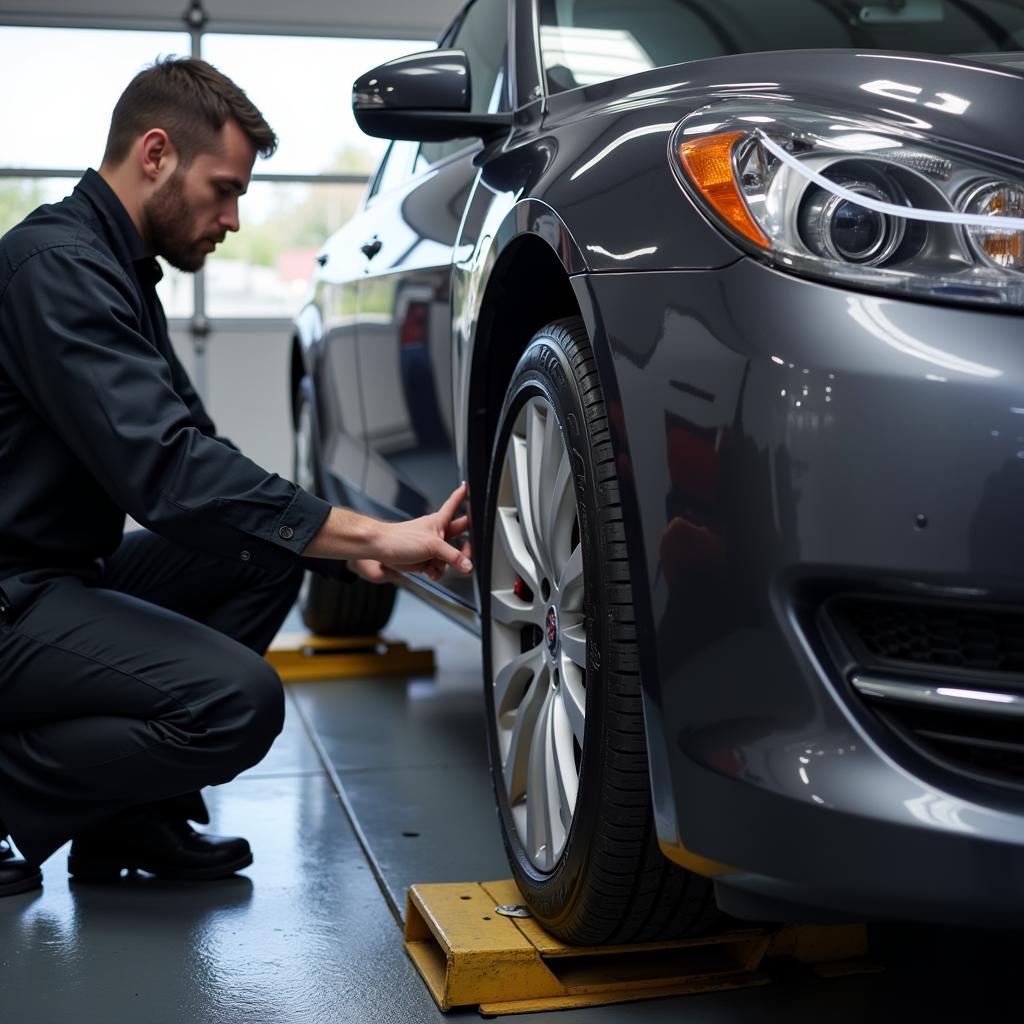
(356, 153, 477, 520)
(313, 217, 371, 502)
(355, 153, 479, 607)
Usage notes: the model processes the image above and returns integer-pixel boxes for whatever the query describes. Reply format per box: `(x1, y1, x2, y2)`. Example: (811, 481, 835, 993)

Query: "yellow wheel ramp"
(404, 880, 875, 1015)
(266, 632, 435, 682)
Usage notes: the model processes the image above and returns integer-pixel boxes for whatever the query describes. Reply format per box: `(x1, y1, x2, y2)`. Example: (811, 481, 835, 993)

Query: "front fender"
(452, 193, 588, 477)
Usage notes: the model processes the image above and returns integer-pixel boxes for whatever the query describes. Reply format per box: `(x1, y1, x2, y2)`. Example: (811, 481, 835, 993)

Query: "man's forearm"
(303, 506, 381, 560)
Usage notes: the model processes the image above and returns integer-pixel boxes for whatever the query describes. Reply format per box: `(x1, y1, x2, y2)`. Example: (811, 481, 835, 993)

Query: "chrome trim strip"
(396, 574, 480, 636)
(851, 673, 1024, 719)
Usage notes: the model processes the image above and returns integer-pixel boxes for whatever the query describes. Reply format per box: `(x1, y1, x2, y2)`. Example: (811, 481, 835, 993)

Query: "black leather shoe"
(0, 855, 42, 897)
(0, 836, 13, 860)
(67, 811, 252, 882)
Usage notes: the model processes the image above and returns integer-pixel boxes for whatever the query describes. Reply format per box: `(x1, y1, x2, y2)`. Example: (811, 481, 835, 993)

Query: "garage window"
(0, 27, 192, 171)
(0, 26, 430, 323)
(0, 27, 194, 313)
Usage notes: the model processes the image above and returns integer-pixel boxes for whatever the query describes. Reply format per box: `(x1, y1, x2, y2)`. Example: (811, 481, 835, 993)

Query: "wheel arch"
(464, 225, 584, 533)
(462, 211, 647, 628)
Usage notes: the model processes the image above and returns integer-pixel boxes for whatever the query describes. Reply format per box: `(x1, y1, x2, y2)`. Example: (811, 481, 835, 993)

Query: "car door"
(355, 0, 510, 534)
(355, 147, 472, 520)
(310, 206, 373, 507)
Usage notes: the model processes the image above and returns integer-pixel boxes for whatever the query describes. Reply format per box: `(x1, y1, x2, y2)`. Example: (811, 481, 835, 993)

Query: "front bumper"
(578, 258, 1024, 924)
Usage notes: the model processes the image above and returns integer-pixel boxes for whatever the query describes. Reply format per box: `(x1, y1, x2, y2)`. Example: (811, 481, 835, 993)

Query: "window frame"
(365, 139, 424, 204)
(416, 0, 513, 169)
(0, 20, 438, 395)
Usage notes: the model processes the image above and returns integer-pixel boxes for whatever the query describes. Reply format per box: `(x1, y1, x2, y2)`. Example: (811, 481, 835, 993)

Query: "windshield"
(537, 0, 1024, 93)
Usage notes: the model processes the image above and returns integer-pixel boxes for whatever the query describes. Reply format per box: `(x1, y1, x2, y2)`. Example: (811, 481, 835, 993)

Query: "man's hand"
(307, 482, 473, 583)
(363, 482, 473, 582)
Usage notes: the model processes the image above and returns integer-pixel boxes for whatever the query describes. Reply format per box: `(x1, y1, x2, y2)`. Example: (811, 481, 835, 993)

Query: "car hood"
(545, 48, 1024, 166)
(966, 50, 1024, 73)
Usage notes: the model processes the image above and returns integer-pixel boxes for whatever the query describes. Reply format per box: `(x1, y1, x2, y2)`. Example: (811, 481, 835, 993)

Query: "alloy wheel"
(488, 394, 587, 872)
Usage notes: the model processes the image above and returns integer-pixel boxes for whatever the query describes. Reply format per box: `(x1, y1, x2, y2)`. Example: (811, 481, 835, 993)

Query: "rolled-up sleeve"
(0, 243, 332, 570)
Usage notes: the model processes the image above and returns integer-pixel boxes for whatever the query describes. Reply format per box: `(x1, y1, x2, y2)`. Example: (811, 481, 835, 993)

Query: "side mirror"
(353, 49, 513, 143)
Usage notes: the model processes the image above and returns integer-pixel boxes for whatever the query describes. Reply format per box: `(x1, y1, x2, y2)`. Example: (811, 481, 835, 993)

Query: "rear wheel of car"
(293, 383, 396, 636)
(481, 317, 720, 945)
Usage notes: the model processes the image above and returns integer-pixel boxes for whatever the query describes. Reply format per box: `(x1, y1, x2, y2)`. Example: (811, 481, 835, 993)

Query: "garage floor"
(1, 592, 1019, 1022)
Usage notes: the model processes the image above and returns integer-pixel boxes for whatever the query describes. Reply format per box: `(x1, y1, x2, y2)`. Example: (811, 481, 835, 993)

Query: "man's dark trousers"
(0, 529, 303, 866)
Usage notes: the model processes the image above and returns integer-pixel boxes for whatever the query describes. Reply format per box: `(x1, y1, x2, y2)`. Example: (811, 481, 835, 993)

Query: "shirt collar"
(76, 168, 156, 273)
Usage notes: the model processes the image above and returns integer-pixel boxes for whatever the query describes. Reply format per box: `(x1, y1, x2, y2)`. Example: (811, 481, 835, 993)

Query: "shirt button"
(278, 526, 294, 540)
(240, 550, 252, 562)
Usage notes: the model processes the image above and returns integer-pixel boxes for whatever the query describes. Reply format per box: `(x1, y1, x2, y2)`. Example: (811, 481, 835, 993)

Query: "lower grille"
(826, 595, 1024, 791)
(836, 596, 1024, 678)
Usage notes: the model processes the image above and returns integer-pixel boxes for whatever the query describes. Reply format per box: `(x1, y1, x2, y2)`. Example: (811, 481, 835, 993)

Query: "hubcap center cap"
(545, 606, 559, 659)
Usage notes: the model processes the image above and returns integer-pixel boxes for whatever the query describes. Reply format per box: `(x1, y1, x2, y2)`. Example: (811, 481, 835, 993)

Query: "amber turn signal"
(678, 131, 770, 249)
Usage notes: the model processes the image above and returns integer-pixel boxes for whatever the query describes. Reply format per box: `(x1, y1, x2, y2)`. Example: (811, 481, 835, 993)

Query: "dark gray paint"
(585, 258, 1024, 921)
(292, 0, 1024, 926)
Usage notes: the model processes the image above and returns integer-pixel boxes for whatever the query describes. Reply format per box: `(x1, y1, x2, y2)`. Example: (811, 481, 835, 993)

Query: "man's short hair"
(102, 56, 277, 167)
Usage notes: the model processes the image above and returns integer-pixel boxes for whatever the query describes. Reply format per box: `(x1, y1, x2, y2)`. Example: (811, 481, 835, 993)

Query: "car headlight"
(671, 103, 1024, 308)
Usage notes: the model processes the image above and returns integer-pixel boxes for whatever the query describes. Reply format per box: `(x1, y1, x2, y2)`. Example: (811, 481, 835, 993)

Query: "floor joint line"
(288, 690, 405, 927)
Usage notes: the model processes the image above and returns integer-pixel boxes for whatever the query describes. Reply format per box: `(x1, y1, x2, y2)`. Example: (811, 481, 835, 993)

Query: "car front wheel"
(481, 317, 720, 945)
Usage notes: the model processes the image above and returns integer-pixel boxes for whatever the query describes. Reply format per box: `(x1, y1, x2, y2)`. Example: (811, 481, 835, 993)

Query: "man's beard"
(142, 169, 221, 273)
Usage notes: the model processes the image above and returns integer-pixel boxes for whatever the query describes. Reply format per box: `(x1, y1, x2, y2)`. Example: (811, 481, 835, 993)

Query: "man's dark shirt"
(0, 170, 334, 590)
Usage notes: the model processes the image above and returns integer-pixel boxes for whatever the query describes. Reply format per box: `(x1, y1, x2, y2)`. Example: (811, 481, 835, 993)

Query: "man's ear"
(139, 129, 176, 183)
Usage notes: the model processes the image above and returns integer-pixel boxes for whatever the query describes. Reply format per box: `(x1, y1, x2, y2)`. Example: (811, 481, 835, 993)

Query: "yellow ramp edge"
(404, 880, 872, 1014)
(266, 632, 435, 682)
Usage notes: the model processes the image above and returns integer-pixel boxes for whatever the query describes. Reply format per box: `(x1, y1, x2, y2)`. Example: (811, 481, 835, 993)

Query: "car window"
(419, 0, 508, 166)
(368, 139, 420, 201)
(538, 0, 1024, 94)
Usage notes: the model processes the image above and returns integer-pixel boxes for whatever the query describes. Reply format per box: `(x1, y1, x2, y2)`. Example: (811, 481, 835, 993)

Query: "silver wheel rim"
(489, 395, 586, 872)
(295, 399, 315, 611)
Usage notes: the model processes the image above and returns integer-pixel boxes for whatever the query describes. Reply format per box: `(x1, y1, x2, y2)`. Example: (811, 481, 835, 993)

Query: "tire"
(481, 317, 720, 945)
(293, 382, 396, 636)
(298, 570, 396, 638)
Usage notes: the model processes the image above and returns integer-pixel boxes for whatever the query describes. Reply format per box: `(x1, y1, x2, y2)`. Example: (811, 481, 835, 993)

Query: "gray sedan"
(291, 0, 1024, 941)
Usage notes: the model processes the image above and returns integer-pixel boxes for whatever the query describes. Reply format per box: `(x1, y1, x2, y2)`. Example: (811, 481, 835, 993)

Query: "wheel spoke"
(560, 615, 586, 670)
(494, 647, 543, 718)
(530, 401, 566, 578)
(491, 588, 540, 628)
(558, 663, 587, 747)
(496, 506, 538, 591)
(526, 688, 560, 868)
(550, 689, 579, 828)
(508, 433, 546, 579)
(503, 664, 549, 803)
(525, 402, 552, 574)
(544, 449, 576, 571)
(557, 543, 584, 607)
